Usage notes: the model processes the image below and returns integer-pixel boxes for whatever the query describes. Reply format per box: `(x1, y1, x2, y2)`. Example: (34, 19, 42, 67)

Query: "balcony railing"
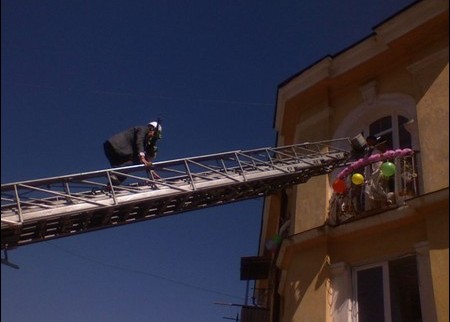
(328, 148, 419, 225)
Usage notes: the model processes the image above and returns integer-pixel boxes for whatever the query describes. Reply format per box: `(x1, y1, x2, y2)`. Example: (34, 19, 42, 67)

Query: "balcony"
(328, 149, 419, 225)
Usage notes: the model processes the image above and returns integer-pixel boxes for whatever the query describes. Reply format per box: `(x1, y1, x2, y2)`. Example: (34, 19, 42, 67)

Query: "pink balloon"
(368, 154, 382, 162)
(394, 149, 403, 157)
(383, 150, 396, 158)
(352, 159, 365, 169)
(337, 170, 346, 179)
(361, 158, 371, 167)
(402, 148, 413, 155)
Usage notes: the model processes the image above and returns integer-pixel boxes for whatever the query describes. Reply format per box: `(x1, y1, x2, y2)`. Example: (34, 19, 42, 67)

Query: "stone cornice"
(275, 0, 449, 131)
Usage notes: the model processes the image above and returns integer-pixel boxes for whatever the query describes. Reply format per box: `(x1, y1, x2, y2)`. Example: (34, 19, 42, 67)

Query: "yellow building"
(245, 1, 449, 321)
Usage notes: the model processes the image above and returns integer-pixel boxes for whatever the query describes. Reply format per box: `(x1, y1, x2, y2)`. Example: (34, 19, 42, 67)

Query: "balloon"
(399, 149, 409, 157)
(381, 161, 396, 177)
(351, 173, 364, 185)
(332, 178, 346, 193)
(368, 154, 382, 162)
(352, 159, 365, 169)
(272, 234, 282, 244)
(394, 149, 403, 157)
(383, 150, 396, 158)
(402, 148, 413, 156)
(341, 168, 351, 178)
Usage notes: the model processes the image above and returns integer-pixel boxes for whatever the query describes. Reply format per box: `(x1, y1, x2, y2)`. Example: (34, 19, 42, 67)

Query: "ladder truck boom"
(1, 139, 351, 250)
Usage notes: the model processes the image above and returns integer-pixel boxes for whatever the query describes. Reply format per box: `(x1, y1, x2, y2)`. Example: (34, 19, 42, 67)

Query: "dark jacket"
(106, 126, 157, 163)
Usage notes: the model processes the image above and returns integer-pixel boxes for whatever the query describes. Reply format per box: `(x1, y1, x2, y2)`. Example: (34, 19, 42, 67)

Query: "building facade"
(246, 1, 449, 321)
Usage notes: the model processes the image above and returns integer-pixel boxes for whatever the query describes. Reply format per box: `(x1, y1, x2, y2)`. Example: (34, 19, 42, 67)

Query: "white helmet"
(148, 121, 162, 132)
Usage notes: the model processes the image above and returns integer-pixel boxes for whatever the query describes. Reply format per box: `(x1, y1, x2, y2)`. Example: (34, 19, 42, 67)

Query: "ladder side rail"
(235, 149, 271, 164)
(77, 179, 110, 191)
(187, 153, 241, 169)
(3, 197, 54, 210)
(156, 159, 220, 180)
(1, 196, 16, 207)
(108, 171, 153, 190)
(1, 218, 21, 226)
(269, 147, 305, 162)
(185, 159, 241, 183)
(249, 147, 313, 168)
(152, 163, 222, 186)
(267, 148, 317, 168)
(106, 172, 191, 192)
(239, 149, 273, 167)
(1, 168, 118, 190)
(323, 150, 347, 160)
(290, 142, 350, 162)
(184, 159, 243, 184)
(240, 141, 329, 155)
(147, 180, 191, 192)
(2, 190, 73, 211)
(18, 184, 106, 207)
(159, 168, 219, 183)
(14, 182, 101, 204)
(158, 166, 191, 179)
(299, 142, 326, 153)
(263, 138, 351, 159)
(291, 143, 327, 159)
(2, 195, 22, 208)
(234, 151, 291, 174)
(158, 150, 242, 164)
(0, 160, 176, 191)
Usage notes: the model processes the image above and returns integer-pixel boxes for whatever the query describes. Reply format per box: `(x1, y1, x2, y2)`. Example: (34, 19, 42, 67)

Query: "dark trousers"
(103, 141, 133, 185)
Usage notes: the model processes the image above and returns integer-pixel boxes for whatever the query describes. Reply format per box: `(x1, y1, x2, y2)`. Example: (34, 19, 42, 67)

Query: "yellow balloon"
(351, 173, 364, 185)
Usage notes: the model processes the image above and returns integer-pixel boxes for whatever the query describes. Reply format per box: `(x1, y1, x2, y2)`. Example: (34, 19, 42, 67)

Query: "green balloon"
(273, 234, 282, 244)
(381, 161, 396, 177)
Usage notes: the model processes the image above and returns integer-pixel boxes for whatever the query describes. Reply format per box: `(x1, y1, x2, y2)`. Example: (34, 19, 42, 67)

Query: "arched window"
(333, 92, 419, 150)
(365, 114, 412, 150)
(329, 92, 421, 223)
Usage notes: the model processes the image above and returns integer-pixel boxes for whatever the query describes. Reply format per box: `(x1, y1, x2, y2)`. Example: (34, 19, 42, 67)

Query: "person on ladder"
(103, 120, 162, 185)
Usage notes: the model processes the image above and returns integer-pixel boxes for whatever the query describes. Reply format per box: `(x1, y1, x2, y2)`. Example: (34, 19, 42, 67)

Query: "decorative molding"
(406, 47, 449, 75)
(375, 0, 449, 44)
(330, 37, 388, 76)
(333, 92, 417, 141)
(359, 80, 378, 106)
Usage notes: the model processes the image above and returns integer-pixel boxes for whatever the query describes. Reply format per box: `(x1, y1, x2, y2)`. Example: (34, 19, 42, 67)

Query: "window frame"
(351, 262, 392, 322)
(332, 92, 419, 151)
(351, 255, 425, 322)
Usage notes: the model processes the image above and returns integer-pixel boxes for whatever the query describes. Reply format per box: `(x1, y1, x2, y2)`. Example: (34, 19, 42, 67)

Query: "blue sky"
(2, 1, 416, 321)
